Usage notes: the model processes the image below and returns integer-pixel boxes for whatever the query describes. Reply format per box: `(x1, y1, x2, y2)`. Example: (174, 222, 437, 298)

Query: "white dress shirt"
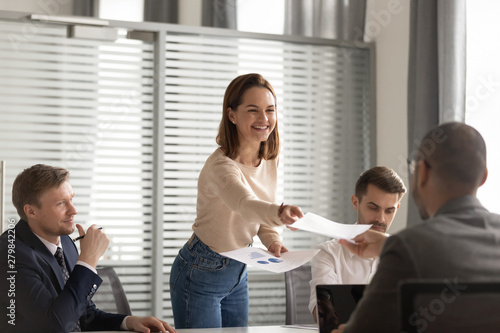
(308, 238, 379, 314)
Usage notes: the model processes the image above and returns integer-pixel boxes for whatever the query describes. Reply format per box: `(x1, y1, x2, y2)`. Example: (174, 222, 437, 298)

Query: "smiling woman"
(169, 73, 305, 329)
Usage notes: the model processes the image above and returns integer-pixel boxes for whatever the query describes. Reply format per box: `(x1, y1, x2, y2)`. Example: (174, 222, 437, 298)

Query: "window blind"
(0, 14, 372, 325)
(0, 20, 155, 316)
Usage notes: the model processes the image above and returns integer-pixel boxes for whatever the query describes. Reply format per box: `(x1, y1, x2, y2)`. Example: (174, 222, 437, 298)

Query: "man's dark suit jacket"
(0, 219, 126, 332)
(342, 196, 500, 333)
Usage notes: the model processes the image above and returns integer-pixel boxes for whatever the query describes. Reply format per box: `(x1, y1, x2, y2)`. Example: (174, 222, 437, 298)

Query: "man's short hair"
(419, 122, 487, 191)
(12, 164, 69, 221)
(355, 166, 407, 201)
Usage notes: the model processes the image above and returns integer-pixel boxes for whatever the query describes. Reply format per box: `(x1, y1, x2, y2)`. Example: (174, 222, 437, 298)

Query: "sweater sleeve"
(257, 224, 281, 249)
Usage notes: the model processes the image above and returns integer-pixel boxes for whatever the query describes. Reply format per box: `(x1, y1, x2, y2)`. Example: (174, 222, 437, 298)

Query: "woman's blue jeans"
(169, 233, 249, 328)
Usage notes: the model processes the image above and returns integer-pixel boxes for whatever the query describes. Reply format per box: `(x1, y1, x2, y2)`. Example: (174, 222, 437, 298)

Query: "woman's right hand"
(279, 205, 304, 225)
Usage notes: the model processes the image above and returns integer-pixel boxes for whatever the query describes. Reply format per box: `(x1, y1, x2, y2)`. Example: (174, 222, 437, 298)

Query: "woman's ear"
(228, 107, 235, 124)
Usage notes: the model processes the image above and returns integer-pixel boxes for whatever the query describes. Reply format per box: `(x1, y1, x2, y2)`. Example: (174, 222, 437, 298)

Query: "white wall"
(365, 0, 410, 233)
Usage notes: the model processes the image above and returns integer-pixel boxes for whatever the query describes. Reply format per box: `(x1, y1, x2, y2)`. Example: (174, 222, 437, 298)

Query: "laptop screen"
(316, 284, 366, 333)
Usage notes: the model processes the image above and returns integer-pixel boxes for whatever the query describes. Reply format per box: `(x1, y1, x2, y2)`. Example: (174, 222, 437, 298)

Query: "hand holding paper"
(290, 212, 371, 240)
(339, 229, 389, 258)
(221, 213, 370, 273)
(220, 247, 319, 273)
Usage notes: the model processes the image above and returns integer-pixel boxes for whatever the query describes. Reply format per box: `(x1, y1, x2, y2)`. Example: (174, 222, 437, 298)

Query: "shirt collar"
(33, 233, 62, 256)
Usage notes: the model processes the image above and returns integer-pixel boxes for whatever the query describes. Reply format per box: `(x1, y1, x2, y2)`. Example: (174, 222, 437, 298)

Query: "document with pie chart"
(220, 247, 320, 273)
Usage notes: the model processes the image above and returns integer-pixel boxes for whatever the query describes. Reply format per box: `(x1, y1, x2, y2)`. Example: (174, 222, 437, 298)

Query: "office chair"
(94, 267, 132, 316)
(399, 279, 500, 333)
(284, 265, 316, 325)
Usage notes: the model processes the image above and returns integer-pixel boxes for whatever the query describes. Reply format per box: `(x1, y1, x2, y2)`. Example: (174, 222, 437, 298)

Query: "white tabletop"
(176, 325, 317, 333)
(93, 325, 318, 333)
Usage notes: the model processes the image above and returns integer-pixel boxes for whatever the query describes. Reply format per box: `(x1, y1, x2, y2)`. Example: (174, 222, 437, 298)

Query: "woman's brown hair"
(216, 73, 280, 160)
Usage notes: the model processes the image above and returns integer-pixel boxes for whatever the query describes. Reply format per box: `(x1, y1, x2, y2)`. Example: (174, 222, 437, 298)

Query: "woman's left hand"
(268, 241, 289, 257)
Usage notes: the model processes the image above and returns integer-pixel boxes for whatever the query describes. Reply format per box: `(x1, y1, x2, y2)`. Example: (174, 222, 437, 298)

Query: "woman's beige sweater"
(192, 148, 284, 253)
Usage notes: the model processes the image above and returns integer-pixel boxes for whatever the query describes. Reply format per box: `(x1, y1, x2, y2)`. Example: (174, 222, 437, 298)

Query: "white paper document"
(220, 247, 320, 273)
(290, 212, 371, 240)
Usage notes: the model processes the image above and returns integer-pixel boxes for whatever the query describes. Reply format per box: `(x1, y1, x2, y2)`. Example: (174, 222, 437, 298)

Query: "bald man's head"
(418, 122, 487, 192)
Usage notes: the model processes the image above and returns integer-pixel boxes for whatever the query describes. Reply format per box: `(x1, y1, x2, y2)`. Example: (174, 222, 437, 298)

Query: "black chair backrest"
(400, 279, 500, 333)
(284, 265, 315, 325)
(94, 266, 132, 316)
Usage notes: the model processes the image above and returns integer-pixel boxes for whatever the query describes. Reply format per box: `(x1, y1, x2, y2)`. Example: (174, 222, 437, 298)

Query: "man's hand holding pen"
(75, 224, 109, 268)
(73, 227, 102, 242)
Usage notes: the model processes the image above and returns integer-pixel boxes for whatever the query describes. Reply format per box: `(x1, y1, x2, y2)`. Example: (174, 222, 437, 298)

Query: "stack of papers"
(221, 212, 371, 273)
(220, 247, 320, 273)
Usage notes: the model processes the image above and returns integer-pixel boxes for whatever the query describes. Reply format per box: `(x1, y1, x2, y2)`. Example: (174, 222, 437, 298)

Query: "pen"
(73, 227, 103, 242)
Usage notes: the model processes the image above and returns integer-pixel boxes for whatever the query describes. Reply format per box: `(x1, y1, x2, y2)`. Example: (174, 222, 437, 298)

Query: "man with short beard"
(308, 166, 406, 321)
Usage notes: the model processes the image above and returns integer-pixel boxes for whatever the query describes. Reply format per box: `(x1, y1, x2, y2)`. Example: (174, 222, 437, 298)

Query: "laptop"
(316, 284, 366, 333)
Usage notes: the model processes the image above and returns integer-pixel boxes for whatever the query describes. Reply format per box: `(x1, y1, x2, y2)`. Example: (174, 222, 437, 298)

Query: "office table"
(176, 325, 317, 332)
(94, 325, 318, 333)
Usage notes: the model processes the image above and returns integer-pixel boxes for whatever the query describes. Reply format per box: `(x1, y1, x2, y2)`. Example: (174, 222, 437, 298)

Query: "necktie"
(54, 247, 70, 282)
(54, 247, 81, 332)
